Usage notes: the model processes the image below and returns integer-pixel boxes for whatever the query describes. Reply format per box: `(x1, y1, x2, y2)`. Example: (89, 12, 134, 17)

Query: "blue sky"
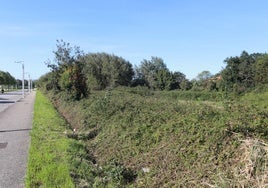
(0, 0, 268, 80)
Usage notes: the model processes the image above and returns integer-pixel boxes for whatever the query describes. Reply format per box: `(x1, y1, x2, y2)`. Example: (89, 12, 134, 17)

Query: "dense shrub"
(43, 87, 268, 187)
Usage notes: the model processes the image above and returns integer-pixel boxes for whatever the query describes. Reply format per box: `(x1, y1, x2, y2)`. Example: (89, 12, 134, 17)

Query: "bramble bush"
(42, 88, 268, 187)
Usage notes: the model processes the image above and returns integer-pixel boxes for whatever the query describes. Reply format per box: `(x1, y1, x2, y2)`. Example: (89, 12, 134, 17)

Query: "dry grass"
(236, 138, 268, 187)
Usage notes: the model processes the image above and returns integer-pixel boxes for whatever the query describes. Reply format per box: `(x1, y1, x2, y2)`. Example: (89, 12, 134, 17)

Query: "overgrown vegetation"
(38, 87, 267, 187)
(32, 41, 268, 187)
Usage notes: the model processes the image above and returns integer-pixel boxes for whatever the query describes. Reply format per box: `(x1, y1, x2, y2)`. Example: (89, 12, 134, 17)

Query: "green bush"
(159, 90, 224, 101)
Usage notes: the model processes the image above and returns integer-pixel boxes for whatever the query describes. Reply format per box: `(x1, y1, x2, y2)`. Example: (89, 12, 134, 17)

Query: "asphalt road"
(0, 91, 24, 113)
(0, 91, 36, 188)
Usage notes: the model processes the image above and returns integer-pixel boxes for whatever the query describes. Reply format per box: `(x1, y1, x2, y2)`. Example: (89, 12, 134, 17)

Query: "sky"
(0, 0, 268, 80)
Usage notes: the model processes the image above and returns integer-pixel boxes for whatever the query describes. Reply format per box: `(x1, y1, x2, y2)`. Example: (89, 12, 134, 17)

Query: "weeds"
(235, 138, 268, 187)
(41, 88, 268, 187)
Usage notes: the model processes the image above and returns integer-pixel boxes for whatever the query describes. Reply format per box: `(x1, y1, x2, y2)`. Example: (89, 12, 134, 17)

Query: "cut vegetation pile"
(28, 88, 268, 187)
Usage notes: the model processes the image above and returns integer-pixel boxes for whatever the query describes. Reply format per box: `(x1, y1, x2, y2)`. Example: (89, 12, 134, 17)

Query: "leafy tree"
(180, 79, 192, 90)
(156, 69, 173, 90)
(0, 71, 16, 85)
(155, 70, 187, 91)
(138, 57, 168, 89)
(83, 53, 107, 90)
(192, 71, 213, 91)
(196, 71, 212, 82)
(207, 80, 217, 91)
(110, 55, 134, 86)
(46, 40, 88, 99)
(135, 57, 187, 90)
(0, 71, 6, 85)
(170, 71, 187, 90)
(221, 51, 263, 93)
(131, 65, 147, 87)
(83, 53, 134, 90)
(16, 79, 22, 88)
(221, 56, 240, 91)
(5, 72, 16, 85)
(238, 51, 255, 88)
(36, 72, 54, 91)
(254, 54, 268, 85)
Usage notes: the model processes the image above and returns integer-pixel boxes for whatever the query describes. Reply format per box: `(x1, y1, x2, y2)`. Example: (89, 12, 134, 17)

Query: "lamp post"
(15, 61, 24, 98)
(29, 76, 31, 92)
(25, 72, 31, 93)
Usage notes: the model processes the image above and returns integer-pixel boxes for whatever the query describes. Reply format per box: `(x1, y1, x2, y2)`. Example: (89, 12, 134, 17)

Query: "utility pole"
(15, 61, 25, 98)
(25, 72, 31, 93)
(30, 78, 33, 91)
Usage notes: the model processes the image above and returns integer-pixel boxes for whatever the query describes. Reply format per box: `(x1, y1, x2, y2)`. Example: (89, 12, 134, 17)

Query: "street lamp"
(15, 61, 24, 98)
(25, 72, 31, 93)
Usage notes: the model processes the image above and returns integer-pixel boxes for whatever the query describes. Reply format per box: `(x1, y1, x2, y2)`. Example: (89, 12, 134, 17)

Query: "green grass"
(25, 91, 74, 188)
(240, 90, 268, 109)
(41, 88, 268, 187)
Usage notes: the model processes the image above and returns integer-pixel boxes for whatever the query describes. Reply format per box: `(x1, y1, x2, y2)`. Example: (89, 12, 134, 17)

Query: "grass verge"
(25, 91, 74, 187)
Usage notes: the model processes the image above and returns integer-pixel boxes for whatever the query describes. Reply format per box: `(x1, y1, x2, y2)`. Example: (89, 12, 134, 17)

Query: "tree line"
(0, 70, 33, 90)
(0, 71, 16, 86)
(221, 51, 268, 93)
(37, 40, 268, 100)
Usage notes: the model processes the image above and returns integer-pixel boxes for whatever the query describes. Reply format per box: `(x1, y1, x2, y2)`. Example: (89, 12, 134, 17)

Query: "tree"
(221, 51, 263, 92)
(138, 57, 168, 89)
(36, 72, 54, 91)
(221, 56, 240, 91)
(134, 57, 187, 90)
(238, 51, 255, 88)
(193, 71, 213, 90)
(109, 55, 134, 86)
(180, 79, 192, 90)
(131, 65, 147, 87)
(5, 72, 16, 85)
(196, 71, 212, 82)
(83, 53, 134, 90)
(0, 71, 16, 86)
(156, 69, 173, 90)
(170, 71, 187, 90)
(254, 54, 268, 85)
(83, 53, 107, 90)
(16, 79, 22, 88)
(0, 71, 6, 85)
(46, 40, 88, 99)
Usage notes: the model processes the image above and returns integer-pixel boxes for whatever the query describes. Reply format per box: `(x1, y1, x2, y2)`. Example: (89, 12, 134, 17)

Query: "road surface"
(0, 91, 36, 188)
